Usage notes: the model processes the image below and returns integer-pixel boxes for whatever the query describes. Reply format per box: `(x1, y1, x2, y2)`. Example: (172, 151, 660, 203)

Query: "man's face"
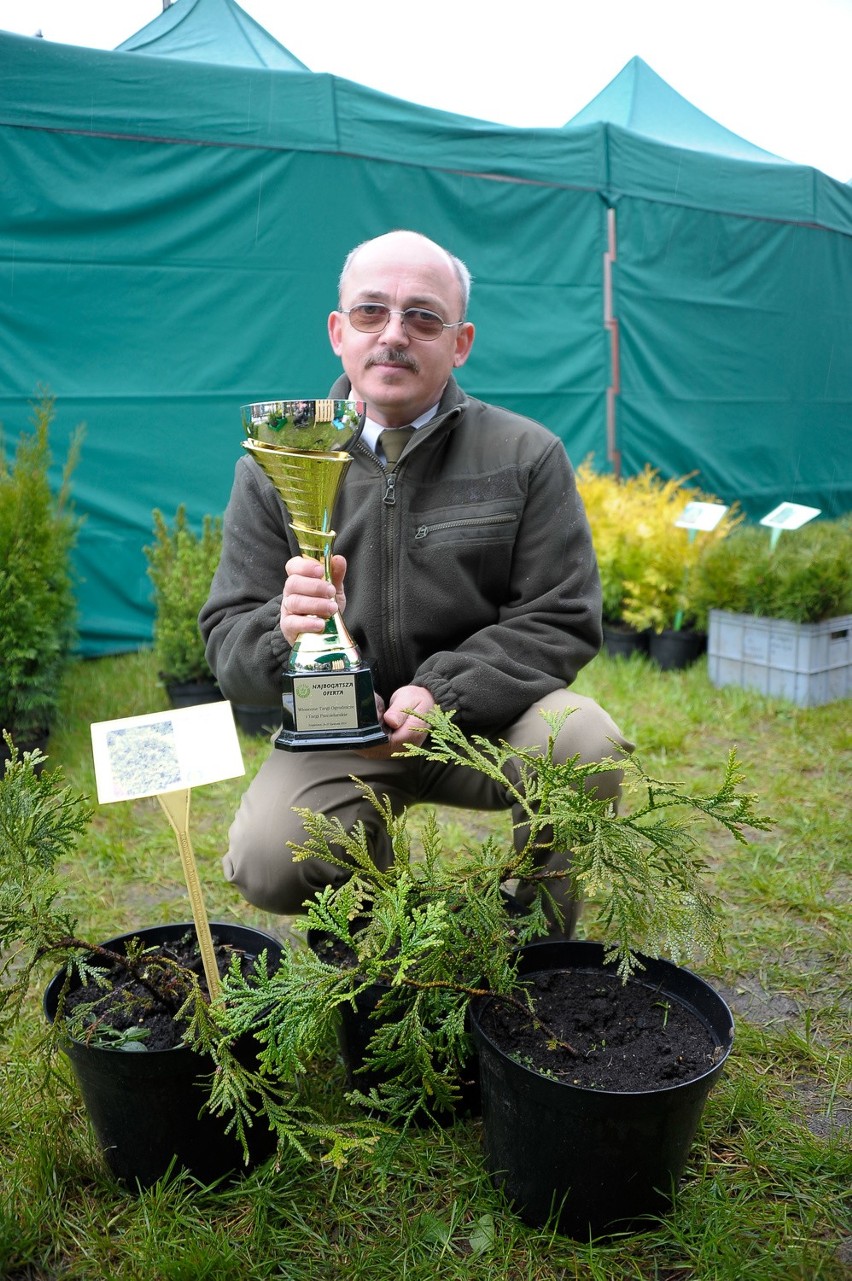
(328, 234, 475, 428)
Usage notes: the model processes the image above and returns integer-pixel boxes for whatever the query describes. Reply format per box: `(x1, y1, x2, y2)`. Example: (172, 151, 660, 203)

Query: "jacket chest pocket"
(407, 510, 519, 609)
(412, 512, 517, 544)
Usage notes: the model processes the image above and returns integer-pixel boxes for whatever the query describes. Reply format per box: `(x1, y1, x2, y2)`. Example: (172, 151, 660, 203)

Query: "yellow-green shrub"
(577, 462, 740, 633)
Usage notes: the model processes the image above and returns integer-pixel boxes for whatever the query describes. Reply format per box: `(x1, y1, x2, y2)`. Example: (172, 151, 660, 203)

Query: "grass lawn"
(1, 648, 850, 1280)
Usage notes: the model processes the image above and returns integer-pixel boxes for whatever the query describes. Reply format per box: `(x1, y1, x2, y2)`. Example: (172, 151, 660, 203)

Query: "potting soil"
(62, 931, 259, 1051)
(478, 966, 722, 1091)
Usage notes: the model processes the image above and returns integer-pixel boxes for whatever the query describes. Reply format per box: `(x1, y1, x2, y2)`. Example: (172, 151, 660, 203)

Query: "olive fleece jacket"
(199, 376, 602, 733)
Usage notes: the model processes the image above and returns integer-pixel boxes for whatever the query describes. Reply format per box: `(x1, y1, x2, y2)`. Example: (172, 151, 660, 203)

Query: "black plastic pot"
(648, 629, 707, 671)
(469, 939, 733, 1240)
(232, 704, 282, 737)
(338, 985, 487, 1121)
(307, 926, 480, 1121)
(602, 624, 650, 659)
(306, 888, 528, 1122)
(163, 677, 224, 709)
(44, 920, 281, 1189)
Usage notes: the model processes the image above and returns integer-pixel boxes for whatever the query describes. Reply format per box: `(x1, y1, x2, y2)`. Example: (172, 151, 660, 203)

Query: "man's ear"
(328, 310, 344, 356)
(452, 322, 475, 369)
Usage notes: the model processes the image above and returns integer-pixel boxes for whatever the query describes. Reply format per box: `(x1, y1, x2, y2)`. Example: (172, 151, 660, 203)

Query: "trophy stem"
(286, 519, 361, 672)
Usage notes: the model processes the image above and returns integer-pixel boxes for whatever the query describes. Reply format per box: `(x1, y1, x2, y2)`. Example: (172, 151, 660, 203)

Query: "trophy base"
(276, 667, 388, 753)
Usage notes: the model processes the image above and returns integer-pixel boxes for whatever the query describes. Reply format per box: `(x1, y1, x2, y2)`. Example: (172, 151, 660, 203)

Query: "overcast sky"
(2, 0, 851, 181)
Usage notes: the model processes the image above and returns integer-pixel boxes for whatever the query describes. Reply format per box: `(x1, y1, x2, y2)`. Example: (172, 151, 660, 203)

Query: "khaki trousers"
(223, 687, 634, 916)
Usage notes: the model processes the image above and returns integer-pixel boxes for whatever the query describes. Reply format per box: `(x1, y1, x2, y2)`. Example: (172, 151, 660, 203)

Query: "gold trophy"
(241, 398, 387, 752)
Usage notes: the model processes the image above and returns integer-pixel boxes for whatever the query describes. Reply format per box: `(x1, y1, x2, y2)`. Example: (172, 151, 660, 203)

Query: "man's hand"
(358, 685, 436, 759)
(280, 555, 346, 646)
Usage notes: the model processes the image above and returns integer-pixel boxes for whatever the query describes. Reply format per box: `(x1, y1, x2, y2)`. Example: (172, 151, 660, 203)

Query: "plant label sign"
(91, 702, 245, 804)
(759, 502, 821, 531)
(675, 501, 729, 532)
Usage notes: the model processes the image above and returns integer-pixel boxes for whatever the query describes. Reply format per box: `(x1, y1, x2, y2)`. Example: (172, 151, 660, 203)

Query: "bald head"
(338, 230, 472, 320)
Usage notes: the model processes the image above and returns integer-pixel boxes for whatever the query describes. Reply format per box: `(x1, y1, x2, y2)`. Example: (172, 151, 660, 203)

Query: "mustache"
(365, 348, 420, 373)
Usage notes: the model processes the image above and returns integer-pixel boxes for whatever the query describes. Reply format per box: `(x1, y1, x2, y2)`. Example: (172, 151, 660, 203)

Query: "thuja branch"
(222, 707, 769, 1139)
(390, 974, 579, 1056)
(35, 936, 201, 1013)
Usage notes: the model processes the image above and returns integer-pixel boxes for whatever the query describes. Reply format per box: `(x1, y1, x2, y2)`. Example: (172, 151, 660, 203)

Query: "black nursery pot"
(306, 926, 479, 1122)
(602, 624, 650, 660)
(44, 921, 281, 1189)
(469, 940, 734, 1240)
(306, 890, 529, 1122)
(163, 677, 225, 709)
(648, 629, 707, 671)
(232, 704, 283, 737)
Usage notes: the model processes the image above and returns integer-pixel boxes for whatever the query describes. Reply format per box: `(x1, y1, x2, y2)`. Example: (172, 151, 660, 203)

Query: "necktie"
(379, 427, 414, 466)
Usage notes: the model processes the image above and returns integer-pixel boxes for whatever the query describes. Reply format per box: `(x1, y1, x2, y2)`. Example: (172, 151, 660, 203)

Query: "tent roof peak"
(565, 55, 785, 163)
(116, 0, 308, 70)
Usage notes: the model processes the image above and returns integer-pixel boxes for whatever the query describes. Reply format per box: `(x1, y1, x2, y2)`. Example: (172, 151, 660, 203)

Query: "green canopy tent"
(116, 0, 309, 69)
(566, 56, 783, 161)
(564, 57, 852, 524)
(0, 31, 850, 655)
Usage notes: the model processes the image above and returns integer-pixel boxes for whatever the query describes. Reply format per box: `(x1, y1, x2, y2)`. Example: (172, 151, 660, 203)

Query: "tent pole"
(603, 206, 621, 479)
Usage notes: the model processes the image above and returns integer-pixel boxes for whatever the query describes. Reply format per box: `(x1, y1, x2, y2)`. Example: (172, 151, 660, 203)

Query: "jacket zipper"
(414, 513, 516, 539)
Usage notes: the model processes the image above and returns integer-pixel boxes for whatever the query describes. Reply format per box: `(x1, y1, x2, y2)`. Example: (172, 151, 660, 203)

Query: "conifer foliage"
(0, 710, 769, 1166)
(0, 393, 82, 743)
(209, 707, 769, 1142)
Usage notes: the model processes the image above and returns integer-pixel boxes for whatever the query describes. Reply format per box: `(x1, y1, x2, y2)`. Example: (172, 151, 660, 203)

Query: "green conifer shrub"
(692, 518, 852, 624)
(0, 393, 83, 744)
(144, 506, 222, 684)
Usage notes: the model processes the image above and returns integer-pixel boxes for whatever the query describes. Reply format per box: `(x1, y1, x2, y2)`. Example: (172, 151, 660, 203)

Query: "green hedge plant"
(693, 518, 852, 624)
(0, 393, 83, 745)
(144, 505, 222, 686)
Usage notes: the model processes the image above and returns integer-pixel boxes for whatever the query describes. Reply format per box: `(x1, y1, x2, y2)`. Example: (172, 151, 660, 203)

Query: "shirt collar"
(360, 400, 441, 456)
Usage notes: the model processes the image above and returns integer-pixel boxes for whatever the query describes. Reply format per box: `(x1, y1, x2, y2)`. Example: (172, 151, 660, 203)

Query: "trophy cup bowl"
(241, 398, 387, 752)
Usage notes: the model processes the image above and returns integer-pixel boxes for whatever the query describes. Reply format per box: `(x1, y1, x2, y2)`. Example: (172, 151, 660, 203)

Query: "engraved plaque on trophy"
(241, 398, 387, 752)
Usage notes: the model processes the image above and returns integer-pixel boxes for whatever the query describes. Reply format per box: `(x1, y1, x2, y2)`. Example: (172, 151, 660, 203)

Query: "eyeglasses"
(341, 303, 464, 342)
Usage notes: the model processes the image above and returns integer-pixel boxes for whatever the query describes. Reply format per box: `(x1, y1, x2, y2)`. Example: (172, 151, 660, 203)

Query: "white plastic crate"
(707, 610, 852, 707)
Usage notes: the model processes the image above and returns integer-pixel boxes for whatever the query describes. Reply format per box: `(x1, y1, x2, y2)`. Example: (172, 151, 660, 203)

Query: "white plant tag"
(759, 502, 821, 530)
(675, 501, 729, 532)
(90, 701, 244, 804)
